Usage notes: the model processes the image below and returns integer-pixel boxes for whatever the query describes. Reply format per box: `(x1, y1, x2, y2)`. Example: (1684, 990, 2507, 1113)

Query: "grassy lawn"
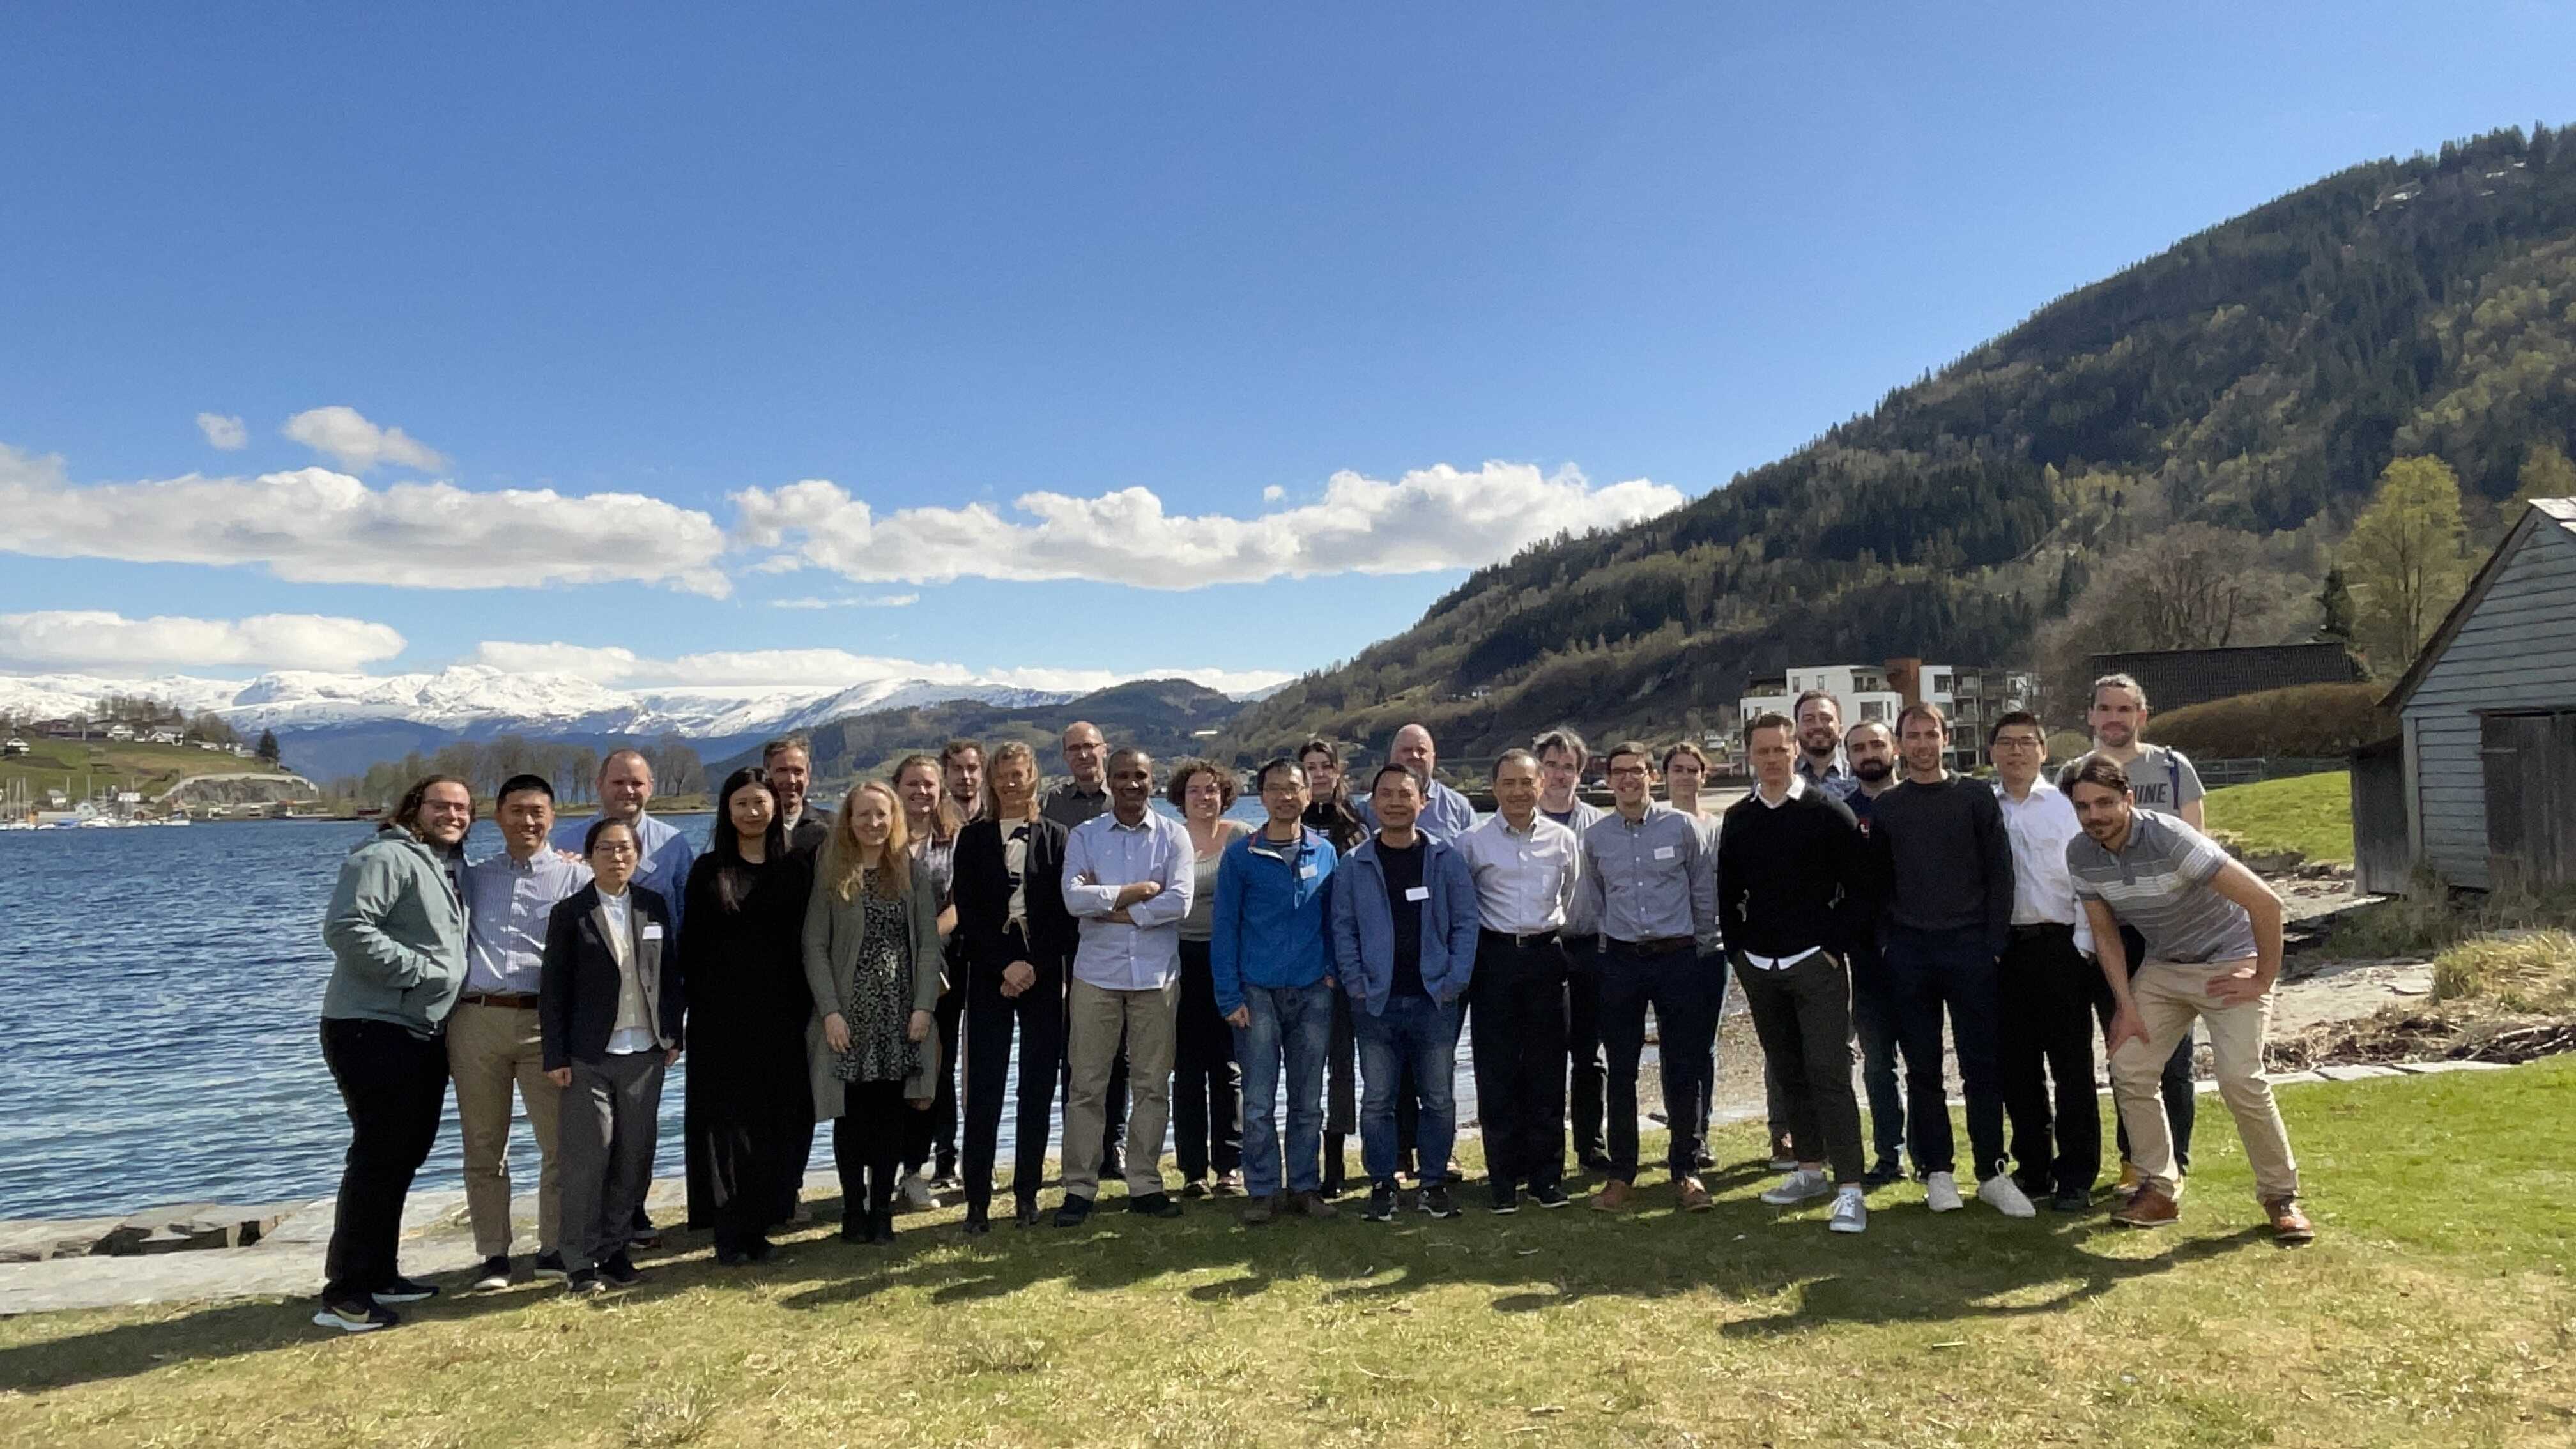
(4, 1059, 2571, 1447)
(2204, 769, 2354, 864)
(0, 738, 291, 801)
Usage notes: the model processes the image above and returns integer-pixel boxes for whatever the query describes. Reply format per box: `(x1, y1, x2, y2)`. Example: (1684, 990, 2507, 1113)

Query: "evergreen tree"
(2315, 566, 2356, 644)
(256, 728, 280, 764)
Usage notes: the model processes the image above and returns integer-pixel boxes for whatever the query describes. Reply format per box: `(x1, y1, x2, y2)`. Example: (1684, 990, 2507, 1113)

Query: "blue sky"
(4, 2, 2573, 696)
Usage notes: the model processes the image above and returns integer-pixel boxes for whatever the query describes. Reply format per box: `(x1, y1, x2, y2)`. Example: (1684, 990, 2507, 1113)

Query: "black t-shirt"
(1379, 838, 1429, 998)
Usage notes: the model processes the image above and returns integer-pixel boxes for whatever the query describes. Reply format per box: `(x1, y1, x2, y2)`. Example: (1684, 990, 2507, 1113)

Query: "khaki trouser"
(445, 1000, 564, 1257)
(1061, 976, 1181, 1200)
(2108, 958, 2299, 1202)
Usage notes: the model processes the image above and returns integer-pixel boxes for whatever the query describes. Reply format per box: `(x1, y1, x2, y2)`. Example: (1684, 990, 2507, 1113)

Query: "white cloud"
(0, 610, 406, 672)
(731, 461, 1685, 588)
(0, 443, 731, 595)
(470, 640, 1292, 697)
(1261, 484, 1285, 502)
(282, 406, 448, 472)
(767, 594, 920, 610)
(195, 413, 247, 450)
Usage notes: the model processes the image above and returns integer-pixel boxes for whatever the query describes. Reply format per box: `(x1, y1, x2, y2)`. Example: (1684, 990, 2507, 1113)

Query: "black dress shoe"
(1054, 1194, 1094, 1228)
(2050, 1187, 2094, 1213)
(1579, 1152, 1616, 1176)
(744, 1236, 776, 1262)
(1015, 1200, 1043, 1228)
(599, 1251, 642, 1287)
(1861, 1158, 1905, 1190)
(1128, 1192, 1183, 1218)
(963, 1209, 992, 1236)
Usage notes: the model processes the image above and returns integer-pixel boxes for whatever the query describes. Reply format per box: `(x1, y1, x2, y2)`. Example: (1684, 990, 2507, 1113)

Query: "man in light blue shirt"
(550, 748, 694, 934)
(1054, 746, 1193, 1225)
(1352, 723, 1477, 841)
(455, 773, 590, 1287)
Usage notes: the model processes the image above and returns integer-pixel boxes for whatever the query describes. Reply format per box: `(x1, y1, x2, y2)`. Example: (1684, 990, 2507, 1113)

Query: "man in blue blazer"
(1330, 765, 1479, 1223)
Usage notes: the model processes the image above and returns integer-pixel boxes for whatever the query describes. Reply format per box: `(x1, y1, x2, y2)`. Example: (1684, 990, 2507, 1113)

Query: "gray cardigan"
(801, 854, 944, 1119)
(321, 825, 468, 1036)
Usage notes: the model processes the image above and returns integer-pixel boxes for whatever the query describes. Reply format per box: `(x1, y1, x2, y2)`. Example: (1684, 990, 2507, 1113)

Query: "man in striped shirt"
(2063, 756, 2313, 1243)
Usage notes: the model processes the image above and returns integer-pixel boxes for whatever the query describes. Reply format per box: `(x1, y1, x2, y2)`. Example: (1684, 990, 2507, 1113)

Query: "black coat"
(539, 882, 682, 1070)
(951, 814, 1077, 974)
(677, 851, 815, 1231)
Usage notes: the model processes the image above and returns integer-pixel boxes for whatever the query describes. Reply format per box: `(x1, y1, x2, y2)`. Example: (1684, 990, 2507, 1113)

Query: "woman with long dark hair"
(678, 766, 815, 1265)
(950, 740, 1077, 1231)
(803, 781, 942, 1243)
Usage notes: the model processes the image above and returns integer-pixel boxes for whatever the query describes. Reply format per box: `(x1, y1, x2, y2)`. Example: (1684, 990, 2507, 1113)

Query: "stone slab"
(0, 1216, 130, 1264)
(2391, 1058, 2515, 1073)
(2313, 1063, 2405, 1081)
(2262, 1071, 2329, 1085)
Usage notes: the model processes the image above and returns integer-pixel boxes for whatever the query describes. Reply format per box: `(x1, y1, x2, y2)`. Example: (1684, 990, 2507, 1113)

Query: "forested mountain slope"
(1221, 125, 2576, 764)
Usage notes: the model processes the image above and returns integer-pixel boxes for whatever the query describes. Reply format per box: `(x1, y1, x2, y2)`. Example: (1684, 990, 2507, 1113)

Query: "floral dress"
(833, 876, 921, 1084)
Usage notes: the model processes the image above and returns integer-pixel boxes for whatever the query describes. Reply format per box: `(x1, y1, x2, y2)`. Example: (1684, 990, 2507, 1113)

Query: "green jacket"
(321, 825, 468, 1036)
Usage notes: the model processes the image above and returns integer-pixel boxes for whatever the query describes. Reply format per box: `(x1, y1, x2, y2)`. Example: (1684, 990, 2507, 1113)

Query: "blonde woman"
(892, 753, 964, 1208)
(802, 781, 942, 1244)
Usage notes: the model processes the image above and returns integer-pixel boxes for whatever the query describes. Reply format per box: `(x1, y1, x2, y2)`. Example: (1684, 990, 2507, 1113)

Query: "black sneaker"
(1054, 1194, 1094, 1228)
(1489, 1182, 1521, 1215)
(1015, 1199, 1043, 1228)
(599, 1251, 641, 1288)
(962, 1209, 992, 1236)
(1861, 1158, 1905, 1190)
(1579, 1151, 1616, 1176)
(1362, 1183, 1400, 1222)
(1128, 1192, 1183, 1219)
(1693, 1148, 1717, 1170)
(533, 1250, 570, 1282)
(312, 1295, 397, 1333)
(566, 1268, 603, 1294)
(1528, 1182, 1572, 1210)
(1420, 1184, 1460, 1220)
(374, 1276, 438, 1305)
(469, 1256, 512, 1292)
(2051, 1186, 2094, 1213)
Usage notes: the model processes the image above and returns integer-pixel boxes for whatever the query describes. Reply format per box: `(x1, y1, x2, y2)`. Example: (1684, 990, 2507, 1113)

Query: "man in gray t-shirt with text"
(2062, 755, 2310, 1244)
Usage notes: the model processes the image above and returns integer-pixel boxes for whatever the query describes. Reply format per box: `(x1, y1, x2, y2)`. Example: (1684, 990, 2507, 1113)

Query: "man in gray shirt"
(454, 774, 592, 1290)
(1579, 740, 1717, 1213)
(1040, 719, 1126, 1176)
(2064, 756, 2312, 1243)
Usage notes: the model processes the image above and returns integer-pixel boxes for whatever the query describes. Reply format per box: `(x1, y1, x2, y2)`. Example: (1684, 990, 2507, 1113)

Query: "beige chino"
(2108, 957, 2299, 1202)
(446, 1000, 564, 1257)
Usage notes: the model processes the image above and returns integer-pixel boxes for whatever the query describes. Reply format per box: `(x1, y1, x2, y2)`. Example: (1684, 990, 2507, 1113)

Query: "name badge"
(641, 924, 664, 941)
(1653, 845, 1676, 861)
(1300, 863, 1319, 879)
(1404, 885, 1431, 903)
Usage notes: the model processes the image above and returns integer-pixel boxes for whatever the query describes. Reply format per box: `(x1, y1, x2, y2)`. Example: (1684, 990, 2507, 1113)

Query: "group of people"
(310, 673, 2313, 1334)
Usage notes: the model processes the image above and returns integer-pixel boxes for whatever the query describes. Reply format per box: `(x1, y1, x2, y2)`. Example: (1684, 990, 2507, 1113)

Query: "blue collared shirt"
(1061, 808, 1194, 991)
(1798, 751, 1862, 802)
(551, 811, 695, 933)
(461, 847, 593, 993)
(1580, 803, 1718, 944)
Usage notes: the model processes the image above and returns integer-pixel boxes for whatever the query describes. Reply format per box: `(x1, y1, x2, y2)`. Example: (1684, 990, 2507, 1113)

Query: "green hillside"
(1220, 123, 2576, 765)
(0, 737, 295, 803)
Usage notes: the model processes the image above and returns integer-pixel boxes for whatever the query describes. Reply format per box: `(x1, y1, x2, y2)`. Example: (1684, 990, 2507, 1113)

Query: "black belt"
(1607, 935, 1694, 957)
(457, 992, 540, 1009)
(2011, 922, 2075, 940)
(1481, 927, 1560, 949)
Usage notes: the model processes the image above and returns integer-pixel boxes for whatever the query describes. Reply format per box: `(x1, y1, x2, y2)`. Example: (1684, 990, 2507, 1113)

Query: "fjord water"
(0, 801, 1344, 1220)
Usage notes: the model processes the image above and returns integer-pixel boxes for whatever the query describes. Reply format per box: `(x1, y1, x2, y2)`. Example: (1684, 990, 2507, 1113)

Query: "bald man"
(1041, 721, 1112, 830)
(1352, 724, 1477, 841)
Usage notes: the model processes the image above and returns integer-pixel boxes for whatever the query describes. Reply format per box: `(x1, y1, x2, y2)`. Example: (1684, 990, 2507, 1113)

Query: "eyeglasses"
(1994, 736, 2044, 749)
(1606, 765, 1648, 779)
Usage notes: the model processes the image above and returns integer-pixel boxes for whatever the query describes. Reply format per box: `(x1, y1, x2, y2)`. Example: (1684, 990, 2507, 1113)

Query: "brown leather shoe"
(1292, 1190, 1338, 1220)
(2112, 1186, 2180, 1227)
(1591, 1179, 1634, 1213)
(1676, 1176, 1713, 1212)
(2263, 1195, 2315, 1244)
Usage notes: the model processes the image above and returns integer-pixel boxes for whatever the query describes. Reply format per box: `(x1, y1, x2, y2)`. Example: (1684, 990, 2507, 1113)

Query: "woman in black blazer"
(540, 816, 682, 1293)
(949, 740, 1079, 1232)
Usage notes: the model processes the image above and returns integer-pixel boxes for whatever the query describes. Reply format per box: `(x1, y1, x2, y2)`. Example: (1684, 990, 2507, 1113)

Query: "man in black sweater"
(1869, 702, 2030, 1219)
(1719, 713, 1871, 1234)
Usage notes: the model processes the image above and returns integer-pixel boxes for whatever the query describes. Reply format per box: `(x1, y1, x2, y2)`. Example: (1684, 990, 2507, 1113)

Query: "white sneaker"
(898, 1172, 936, 1212)
(1827, 1186, 1868, 1234)
(1759, 1167, 1834, 1206)
(1924, 1170, 1964, 1212)
(1976, 1174, 2037, 1218)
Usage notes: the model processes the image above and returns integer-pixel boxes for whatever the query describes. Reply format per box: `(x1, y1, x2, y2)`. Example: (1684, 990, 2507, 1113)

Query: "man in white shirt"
(1457, 749, 1582, 1213)
(1989, 712, 2101, 1213)
(1055, 747, 1193, 1225)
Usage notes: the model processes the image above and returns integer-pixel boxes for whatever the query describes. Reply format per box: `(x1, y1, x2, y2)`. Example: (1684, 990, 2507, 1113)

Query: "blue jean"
(1353, 992, 1461, 1187)
(1847, 934, 1908, 1166)
(1235, 979, 1334, 1197)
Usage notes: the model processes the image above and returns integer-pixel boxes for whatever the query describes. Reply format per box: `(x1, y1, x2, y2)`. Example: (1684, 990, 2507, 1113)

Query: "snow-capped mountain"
(0, 666, 1073, 740)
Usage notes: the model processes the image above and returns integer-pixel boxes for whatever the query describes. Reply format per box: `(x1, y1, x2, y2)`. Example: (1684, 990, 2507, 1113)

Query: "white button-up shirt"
(1996, 778, 2092, 954)
(1457, 812, 1581, 936)
(1061, 808, 1193, 990)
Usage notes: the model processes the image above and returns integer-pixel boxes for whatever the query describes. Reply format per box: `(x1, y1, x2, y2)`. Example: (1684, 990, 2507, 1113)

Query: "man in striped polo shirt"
(2062, 756, 2313, 1242)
